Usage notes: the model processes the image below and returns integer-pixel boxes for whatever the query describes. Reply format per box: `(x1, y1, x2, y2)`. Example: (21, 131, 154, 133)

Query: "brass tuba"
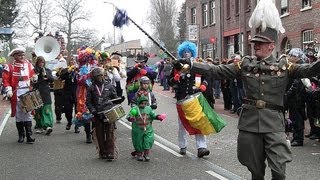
(35, 36, 60, 61)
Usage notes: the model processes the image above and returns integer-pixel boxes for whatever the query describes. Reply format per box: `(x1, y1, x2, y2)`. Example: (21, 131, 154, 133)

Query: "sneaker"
(35, 129, 44, 134)
(179, 148, 187, 155)
(143, 154, 150, 161)
(197, 148, 210, 158)
(137, 155, 144, 161)
(45, 127, 53, 135)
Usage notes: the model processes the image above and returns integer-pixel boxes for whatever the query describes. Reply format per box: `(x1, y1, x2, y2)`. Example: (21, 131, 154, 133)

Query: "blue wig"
(177, 41, 197, 58)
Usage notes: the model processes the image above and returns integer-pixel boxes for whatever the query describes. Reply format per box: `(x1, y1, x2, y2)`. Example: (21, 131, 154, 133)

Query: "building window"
(226, 0, 230, 18)
(302, 0, 311, 8)
(209, 1, 216, 24)
(202, 3, 208, 26)
(191, 8, 197, 24)
(281, 0, 289, 15)
(235, 0, 240, 14)
(245, 0, 251, 9)
(302, 30, 313, 50)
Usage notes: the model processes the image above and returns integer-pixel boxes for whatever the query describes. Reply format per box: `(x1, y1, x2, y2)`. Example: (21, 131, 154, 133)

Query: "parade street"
(0, 81, 319, 180)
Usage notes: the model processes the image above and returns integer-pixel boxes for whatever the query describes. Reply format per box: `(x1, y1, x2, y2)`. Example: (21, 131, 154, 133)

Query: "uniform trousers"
(178, 118, 207, 149)
(237, 130, 292, 180)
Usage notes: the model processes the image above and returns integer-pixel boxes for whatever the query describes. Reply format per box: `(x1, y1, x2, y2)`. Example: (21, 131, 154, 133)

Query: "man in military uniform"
(175, 1, 320, 178)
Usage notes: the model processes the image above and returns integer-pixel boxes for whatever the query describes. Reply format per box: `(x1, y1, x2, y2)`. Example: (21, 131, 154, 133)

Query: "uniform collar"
(261, 55, 275, 65)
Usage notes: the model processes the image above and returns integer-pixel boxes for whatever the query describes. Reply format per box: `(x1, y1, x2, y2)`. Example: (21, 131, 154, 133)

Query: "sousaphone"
(35, 36, 60, 61)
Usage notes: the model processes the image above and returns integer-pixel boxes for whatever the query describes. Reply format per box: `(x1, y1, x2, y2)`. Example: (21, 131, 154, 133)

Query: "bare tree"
(148, 0, 178, 53)
(177, 2, 187, 42)
(56, 0, 97, 57)
(24, 0, 55, 35)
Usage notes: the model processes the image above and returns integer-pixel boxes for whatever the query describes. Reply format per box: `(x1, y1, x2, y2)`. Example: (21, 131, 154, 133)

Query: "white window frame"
(302, 30, 314, 50)
(191, 8, 197, 25)
(302, 0, 311, 8)
(281, 0, 289, 15)
(210, 1, 216, 24)
(202, 3, 208, 26)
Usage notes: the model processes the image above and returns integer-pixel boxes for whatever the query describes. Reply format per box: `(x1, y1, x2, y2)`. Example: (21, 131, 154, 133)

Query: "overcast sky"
(86, 0, 185, 45)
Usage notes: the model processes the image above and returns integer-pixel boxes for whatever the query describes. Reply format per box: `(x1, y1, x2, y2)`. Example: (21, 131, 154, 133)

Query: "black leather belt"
(243, 98, 283, 111)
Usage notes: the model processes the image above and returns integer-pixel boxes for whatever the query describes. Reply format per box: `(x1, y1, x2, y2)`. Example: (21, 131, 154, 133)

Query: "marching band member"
(59, 59, 78, 131)
(75, 47, 98, 143)
(169, 41, 210, 158)
(53, 52, 67, 124)
(33, 56, 54, 135)
(109, 51, 124, 97)
(2, 48, 38, 143)
(86, 67, 122, 160)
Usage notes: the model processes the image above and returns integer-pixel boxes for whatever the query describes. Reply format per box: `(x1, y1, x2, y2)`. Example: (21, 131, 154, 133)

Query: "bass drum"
(176, 92, 226, 135)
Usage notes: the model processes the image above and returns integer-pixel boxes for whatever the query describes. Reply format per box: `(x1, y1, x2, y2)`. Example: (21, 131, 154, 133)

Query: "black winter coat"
(33, 67, 54, 104)
(86, 80, 118, 114)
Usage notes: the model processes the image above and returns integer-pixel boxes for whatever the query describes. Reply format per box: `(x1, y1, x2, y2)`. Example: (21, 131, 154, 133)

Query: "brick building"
(185, 0, 320, 60)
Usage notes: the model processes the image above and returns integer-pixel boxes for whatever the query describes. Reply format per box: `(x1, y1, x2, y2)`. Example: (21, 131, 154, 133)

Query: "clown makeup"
(183, 51, 192, 58)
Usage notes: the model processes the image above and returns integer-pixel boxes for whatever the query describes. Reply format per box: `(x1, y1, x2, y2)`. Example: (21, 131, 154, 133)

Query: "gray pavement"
(0, 82, 320, 180)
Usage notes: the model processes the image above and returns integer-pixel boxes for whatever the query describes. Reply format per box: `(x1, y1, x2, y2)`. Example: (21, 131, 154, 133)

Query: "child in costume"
(131, 76, 157, 109)
(126, 54, 157, 105)
(127, 95, 166, 161)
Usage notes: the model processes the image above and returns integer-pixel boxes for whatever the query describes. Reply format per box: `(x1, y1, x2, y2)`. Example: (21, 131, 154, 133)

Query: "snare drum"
(104, 105, 126, 123)
(18, 90, 43, 112)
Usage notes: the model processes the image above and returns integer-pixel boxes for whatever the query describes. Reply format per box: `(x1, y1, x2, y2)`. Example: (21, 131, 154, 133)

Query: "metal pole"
(113, 5, 116, 52)
(104, 1, 116, 52)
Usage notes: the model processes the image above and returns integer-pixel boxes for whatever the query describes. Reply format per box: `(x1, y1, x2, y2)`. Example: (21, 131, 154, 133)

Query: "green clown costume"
(127, 95, 166, 161)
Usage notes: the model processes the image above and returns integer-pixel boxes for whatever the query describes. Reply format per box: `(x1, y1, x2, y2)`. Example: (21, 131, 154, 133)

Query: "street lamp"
(104, 1, 116, 52)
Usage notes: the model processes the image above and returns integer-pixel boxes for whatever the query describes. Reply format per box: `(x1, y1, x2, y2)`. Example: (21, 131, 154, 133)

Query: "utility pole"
(104, 1, 116, 52)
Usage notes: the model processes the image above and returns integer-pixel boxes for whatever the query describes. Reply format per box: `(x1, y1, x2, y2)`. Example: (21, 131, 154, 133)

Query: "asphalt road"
(0, 81, 320, 180)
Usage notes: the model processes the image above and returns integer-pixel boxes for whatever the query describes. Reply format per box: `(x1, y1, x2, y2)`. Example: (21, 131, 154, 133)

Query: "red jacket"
(2, 60, 36, 117)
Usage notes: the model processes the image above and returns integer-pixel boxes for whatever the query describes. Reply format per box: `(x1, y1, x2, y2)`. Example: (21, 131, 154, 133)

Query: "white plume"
(249, 0, 285, 33)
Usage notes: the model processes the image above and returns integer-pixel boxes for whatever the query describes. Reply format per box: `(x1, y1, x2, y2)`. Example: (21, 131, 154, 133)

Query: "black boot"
(24, 121, 35, 144)
(16, 122, 25, 143)
(85, 123, 92, 143)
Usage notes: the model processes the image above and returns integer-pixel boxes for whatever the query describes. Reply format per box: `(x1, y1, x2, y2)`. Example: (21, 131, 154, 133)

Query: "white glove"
(301, 78, 312, 89)
(5, 86, 13, 98)
(31, 74, 38, 83)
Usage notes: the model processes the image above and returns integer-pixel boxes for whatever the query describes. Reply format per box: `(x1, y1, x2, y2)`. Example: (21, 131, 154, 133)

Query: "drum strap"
(95, 84, 104, 96)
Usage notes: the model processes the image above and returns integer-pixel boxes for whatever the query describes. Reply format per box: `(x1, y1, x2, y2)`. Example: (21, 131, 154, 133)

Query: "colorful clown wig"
(177, 41, 197, 59)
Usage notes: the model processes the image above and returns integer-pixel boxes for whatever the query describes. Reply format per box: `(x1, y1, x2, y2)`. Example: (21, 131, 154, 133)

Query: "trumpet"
(42, 67, 48, 80)
(103, 64, 114, 73)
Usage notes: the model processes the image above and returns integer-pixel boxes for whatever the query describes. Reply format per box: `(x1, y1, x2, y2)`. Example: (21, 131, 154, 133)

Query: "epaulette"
(277, 54, 288, 63)
(236, 56, 254, 70)
(277, 54, 295, 71)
